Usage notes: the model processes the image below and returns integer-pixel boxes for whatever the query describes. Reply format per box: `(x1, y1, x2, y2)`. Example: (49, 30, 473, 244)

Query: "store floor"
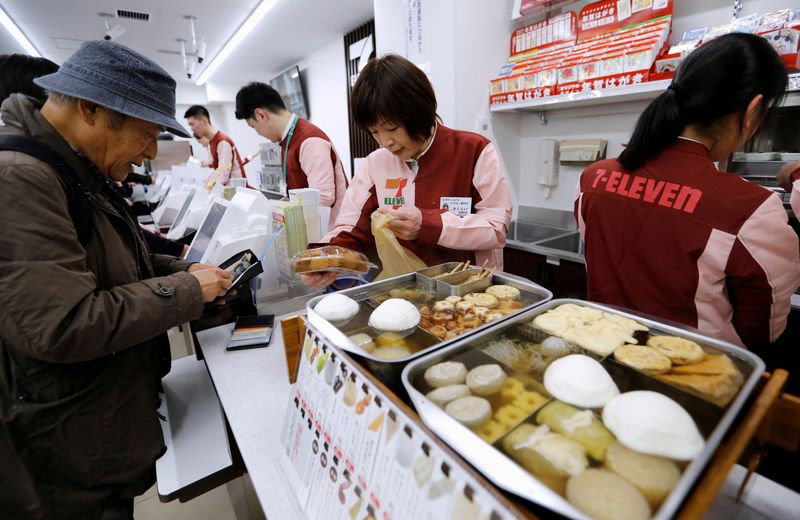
(133, 326, 265, 520)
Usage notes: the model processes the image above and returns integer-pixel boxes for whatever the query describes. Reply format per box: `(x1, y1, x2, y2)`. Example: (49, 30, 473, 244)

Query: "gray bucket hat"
(34, 40, 190, 137)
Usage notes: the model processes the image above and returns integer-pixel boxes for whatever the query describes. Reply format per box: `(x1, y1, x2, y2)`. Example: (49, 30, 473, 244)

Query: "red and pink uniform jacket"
(576, 139, 800, 348)
(280, 118, 349, 226)
(789, 165, 800, 217)
(324, 125, 512, 269)
(209, 131, 245, 185)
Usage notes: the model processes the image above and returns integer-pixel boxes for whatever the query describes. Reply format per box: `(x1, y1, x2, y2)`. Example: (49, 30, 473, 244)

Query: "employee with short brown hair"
(305, 54, 512, 287)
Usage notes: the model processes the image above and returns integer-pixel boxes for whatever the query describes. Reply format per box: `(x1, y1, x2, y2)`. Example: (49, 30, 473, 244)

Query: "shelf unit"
(491, 79, 671, 113)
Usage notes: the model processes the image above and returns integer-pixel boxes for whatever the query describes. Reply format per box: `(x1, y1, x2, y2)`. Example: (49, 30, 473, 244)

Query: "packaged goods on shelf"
(490, 0, 674, 105)
(656, 9, 800, 81)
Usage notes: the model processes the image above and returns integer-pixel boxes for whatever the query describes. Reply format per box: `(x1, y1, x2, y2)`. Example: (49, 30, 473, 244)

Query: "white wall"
(373, 0, 515, 204)
(297, 37, 353, 179)
(374, 0, 458, 125)
(453, 0, 513, 133)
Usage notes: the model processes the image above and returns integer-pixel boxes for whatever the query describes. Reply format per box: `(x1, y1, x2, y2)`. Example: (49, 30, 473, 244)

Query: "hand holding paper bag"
(372, 211, 427, 280)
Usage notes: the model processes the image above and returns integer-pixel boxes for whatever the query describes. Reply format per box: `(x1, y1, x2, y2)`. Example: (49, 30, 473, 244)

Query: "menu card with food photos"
(279, 329, 522, 520)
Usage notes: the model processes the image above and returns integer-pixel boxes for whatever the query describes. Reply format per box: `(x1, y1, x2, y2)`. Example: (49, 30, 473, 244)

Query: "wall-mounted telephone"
(538, 139, 559, 199)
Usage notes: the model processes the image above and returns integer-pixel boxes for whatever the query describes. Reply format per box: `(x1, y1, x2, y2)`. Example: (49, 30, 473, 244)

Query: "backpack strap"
(0, 135, 92, 246)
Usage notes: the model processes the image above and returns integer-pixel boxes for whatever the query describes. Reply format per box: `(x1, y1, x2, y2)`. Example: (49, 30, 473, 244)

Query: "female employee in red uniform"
(306, 54, 512, 287)
(576, 33, 800, 349)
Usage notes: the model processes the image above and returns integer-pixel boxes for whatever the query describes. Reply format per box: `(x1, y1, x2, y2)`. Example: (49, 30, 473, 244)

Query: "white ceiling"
(0, 0, 373, 85)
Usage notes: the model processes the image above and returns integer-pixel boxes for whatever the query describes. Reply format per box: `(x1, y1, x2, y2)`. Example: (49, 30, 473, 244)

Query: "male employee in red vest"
(234, 82, 348, 226)
(184, 105, 247, 186)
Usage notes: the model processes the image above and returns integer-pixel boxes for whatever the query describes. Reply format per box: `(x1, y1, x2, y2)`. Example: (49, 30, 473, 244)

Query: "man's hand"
(777, 161, 800, 192)
(300, 272, 339, 289)
(380, 206, 423, 241)
(191, 268, 233, 302)
(187, 263, 217, 273)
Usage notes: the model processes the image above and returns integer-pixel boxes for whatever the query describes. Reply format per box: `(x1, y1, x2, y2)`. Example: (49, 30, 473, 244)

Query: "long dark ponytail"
(618, 33, 788, 171)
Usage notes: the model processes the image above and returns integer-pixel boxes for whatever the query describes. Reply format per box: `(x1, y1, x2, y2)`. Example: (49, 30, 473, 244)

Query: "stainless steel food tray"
(401, 299, 765, 520)
(305, 267, 552, 393)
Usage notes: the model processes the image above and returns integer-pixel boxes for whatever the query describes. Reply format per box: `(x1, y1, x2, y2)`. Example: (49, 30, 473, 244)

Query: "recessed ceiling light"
(0, 5, 41, 57)
(195, 0, 279, 86)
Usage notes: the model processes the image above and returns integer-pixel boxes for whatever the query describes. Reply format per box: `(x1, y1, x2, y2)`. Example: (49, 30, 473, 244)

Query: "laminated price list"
(280, 330, 520, 520)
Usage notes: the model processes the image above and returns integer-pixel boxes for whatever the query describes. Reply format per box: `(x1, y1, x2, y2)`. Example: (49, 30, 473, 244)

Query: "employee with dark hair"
(304, 54, 512, 287)
(0, 54, 58, 104)
(184, 104, 246, 186)
(576, 33, 800, 348)
(235, 82, 348, 225)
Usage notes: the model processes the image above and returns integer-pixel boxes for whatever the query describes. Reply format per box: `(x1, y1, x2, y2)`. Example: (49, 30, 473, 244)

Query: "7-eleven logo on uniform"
(384, 178, 407, 209)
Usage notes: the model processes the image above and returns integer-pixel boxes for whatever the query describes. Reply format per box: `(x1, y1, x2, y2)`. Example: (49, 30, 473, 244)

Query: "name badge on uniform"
(440, 197, 472, 217)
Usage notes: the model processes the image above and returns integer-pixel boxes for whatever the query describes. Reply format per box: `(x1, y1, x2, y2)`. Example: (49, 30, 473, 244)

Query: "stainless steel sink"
(506, 221, 573, 243)
(535, 232, 584, 256)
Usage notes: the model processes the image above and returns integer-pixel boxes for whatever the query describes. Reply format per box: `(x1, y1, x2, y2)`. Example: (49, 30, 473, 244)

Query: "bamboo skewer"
(476, 259, 489, 278)
(448, 261, 465, 275)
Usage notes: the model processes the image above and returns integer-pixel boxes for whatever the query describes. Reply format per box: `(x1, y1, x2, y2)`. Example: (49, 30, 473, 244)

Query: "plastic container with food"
(289, 245, 376, 279)
(402, 299, 764, 520)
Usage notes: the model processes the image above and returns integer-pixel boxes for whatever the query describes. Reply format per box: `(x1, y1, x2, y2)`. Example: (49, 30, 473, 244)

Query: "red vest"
(209, 131, 244, 173)
(280, 118, 348, 193)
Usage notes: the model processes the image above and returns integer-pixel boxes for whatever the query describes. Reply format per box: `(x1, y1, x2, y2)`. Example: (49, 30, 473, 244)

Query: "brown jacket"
(0, 95, 205, 518)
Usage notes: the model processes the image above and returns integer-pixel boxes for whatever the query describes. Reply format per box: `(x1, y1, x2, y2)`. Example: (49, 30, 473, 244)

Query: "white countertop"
(197, 321, 305, 520)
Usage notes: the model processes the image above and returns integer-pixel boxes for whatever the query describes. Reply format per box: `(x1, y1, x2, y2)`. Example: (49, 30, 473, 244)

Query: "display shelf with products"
(490, 78, 670, 113)
(491, 0, 674, 110)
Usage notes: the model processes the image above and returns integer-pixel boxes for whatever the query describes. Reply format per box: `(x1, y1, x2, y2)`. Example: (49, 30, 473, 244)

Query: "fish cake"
(463, 292, 499, 309)
(647, 336, 705, 365)
(485, 284, 521, 300)
(614, 344, 672, 375)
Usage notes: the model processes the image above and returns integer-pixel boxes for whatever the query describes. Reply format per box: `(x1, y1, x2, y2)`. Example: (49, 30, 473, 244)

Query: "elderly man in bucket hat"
(0, 41, 232, 519)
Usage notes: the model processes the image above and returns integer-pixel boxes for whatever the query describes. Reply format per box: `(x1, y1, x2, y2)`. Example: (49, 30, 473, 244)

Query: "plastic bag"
(289, 245, 376, 281)
(371, 211, 427, 280)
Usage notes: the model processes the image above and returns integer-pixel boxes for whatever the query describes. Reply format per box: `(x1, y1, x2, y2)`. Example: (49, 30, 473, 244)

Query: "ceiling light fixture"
(195, 0, 279, 86)
(0, 5, 41, 57)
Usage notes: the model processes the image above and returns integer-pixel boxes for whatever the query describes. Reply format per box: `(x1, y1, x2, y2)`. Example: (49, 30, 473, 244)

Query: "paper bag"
(371, 211, 427, 280)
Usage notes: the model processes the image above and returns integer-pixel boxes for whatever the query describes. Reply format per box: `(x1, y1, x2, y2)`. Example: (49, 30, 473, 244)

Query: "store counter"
(197, 320, 305, 519)
(196, 316, 800, 520)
